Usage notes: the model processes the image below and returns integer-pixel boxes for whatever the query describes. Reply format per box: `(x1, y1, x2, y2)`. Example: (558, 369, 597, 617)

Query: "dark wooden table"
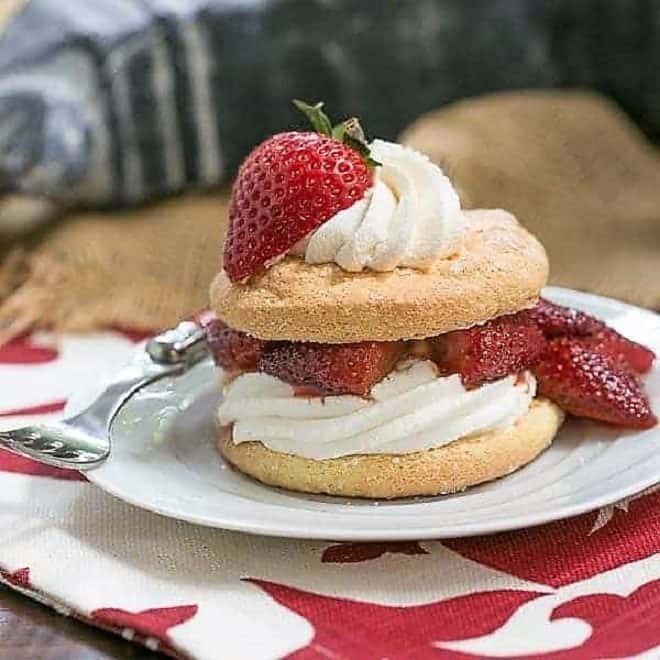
(0, 585, 165, 659)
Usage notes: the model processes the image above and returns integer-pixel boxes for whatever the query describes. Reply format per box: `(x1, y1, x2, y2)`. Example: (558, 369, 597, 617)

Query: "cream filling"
(293, 139, 465, 271)
(217, 360, 537, 460)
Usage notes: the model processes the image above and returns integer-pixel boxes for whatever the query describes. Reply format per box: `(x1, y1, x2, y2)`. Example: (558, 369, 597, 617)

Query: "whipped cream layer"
(218, 360, 536, 460)
(293, 140, 465, 272)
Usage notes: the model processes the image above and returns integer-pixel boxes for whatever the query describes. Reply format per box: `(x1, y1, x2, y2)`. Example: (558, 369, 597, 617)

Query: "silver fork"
(0, 322, 208, 470)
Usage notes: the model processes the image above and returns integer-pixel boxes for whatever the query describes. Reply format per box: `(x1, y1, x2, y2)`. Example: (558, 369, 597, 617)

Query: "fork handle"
(0, 362, 190, 471)
(65, 322, 209, 436)
(0, 322, 209, 470)
(64, 360, 187, 437)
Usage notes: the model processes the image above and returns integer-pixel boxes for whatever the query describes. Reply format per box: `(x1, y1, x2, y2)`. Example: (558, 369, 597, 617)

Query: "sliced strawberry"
(533, 337, 656, 429)
(588, 328, 655, 374)
(224, 131, 372, 282)
(202, 316, 266, 371)
(259, 341, 403, 396)
(430, 313, 545, 389)
(529, 298, 655, 373)
(528, 298, 604, 338)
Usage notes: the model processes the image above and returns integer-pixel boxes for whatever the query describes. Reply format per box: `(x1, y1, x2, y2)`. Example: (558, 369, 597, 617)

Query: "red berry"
(528, 298, 604, 338)
(588, 328, 655, 374)
(224, 132, 373, 282)
(430, 313, 545, 389)
(259, 341, 403, 396)
(202, 316, 265, 371)
(533, 337, 656, 429)
(528, 298, 655, 374)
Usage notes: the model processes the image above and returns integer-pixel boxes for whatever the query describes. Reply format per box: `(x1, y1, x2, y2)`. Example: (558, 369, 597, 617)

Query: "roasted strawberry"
(259, 341, 403, 396)
(588, 329, 655, 374)
(202, 316, 265, 371)
(528, 298, 604, 338)
(529, 298, 655, 373)
(430, 313, 545, 388)
(223, 101, 377, 282)
(533, 337, 656, 429)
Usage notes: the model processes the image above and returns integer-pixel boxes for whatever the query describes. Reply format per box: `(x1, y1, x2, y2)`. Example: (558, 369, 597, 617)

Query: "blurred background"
(0, 0, 657, 341)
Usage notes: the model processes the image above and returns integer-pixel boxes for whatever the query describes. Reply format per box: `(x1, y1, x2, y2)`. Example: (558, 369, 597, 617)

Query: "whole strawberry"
(533, 337, 657, 429)
(224, 101, 377, 282)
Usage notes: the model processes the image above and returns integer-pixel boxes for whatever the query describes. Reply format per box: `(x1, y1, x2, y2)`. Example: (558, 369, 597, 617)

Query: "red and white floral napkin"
(0, 330, 659, 659)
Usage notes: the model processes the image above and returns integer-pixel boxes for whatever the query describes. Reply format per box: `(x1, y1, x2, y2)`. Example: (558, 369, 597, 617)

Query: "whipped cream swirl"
(293, 140, 465, 272)
(218, 360, 536, 460)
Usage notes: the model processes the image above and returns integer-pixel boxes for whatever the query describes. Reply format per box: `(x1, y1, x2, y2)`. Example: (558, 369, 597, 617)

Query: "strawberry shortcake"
(205, 101, 656, 498)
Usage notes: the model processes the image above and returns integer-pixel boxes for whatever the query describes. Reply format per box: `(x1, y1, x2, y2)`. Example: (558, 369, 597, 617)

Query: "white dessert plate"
(74, 287, 660, 541)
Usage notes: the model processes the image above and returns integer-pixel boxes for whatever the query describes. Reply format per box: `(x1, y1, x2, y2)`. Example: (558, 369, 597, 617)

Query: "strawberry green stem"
(293, 99, 381, 168)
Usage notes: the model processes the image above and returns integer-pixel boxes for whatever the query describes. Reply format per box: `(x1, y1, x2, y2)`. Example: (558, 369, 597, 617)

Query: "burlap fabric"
(0, 90, 658, 342)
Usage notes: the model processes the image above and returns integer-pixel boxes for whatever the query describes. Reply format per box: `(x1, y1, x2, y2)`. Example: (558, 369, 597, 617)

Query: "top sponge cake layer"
(210, 209, 548, 343)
